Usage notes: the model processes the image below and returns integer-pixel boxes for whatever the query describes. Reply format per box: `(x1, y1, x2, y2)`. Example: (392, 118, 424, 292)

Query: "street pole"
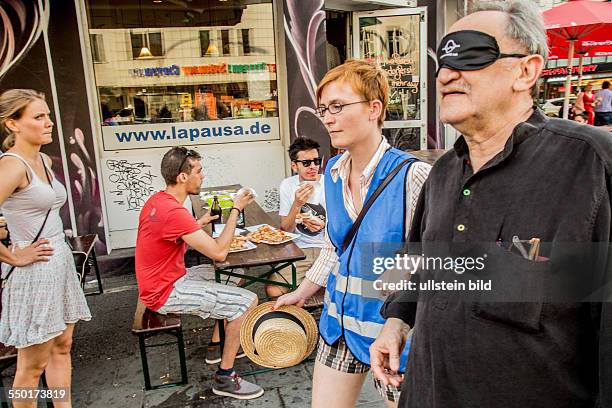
(577, 54, 584, 89)
(562, 40, 575, 120)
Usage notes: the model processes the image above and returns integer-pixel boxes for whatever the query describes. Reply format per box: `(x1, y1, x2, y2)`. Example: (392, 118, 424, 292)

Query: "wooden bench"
(131, 300, 187, 390)
(67, 234, 103, 296)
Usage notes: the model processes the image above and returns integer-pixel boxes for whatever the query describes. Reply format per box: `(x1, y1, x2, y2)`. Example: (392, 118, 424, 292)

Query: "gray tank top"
(0, 153, 67, 242)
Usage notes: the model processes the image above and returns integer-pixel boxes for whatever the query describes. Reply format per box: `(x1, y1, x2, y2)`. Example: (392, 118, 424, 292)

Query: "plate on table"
(245, 224, 299, 245)
(229, 236, 257, 253)
(212, 224, 246, 238)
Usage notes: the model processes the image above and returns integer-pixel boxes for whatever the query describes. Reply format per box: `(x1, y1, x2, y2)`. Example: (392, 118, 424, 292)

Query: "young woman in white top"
(0, 89, 91, 408)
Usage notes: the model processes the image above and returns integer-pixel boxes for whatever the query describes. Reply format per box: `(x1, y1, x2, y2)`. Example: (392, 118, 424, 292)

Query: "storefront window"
(85, 0, 278, 128)
(242, 29, 251, 55)
(90, 34, 105, 63)
(358, 14, 422, 121)
(130, 32, 164, 59)
(200, 31, 212, 57)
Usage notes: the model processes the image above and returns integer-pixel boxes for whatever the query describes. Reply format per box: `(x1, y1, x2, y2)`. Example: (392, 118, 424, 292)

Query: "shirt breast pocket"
(471, 247, 550, 333)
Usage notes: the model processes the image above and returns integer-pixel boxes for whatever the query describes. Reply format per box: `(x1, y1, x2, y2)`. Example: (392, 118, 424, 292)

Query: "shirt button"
(457, 224, 466, 232)
(463, 189, 471, 197)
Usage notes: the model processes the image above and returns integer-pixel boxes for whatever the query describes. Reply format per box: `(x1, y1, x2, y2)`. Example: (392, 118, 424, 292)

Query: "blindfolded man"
(371, 1, 612, 407)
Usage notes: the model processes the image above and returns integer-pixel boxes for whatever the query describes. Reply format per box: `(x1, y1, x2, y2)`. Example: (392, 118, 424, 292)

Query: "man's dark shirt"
(382, 109, 612, 407)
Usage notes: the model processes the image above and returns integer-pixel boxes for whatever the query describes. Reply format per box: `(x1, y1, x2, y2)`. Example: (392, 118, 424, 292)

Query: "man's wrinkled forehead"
(448, 11, 511, 49)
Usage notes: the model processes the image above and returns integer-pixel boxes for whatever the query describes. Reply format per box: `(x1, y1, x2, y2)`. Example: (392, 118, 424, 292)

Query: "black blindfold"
(436, 30, 527, 76)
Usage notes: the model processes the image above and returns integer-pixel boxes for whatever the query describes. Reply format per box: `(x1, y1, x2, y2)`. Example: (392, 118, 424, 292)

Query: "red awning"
(544, 0, 612, 59)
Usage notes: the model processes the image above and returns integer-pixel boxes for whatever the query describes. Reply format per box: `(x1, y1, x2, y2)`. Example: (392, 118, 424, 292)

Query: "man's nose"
(436, 66, 461, 84)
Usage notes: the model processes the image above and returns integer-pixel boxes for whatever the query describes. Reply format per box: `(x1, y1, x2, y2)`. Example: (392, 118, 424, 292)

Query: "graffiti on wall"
(105, 159, 157, 211)
(0, 0, 48, 78)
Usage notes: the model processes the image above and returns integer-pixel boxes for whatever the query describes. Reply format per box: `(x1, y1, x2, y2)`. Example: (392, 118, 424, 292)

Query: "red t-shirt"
(135, 191, 201, 311)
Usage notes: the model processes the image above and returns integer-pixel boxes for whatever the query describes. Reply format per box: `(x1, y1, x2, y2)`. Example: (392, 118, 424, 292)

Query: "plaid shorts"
(157, 264, 257, 322)
(315, 336, 402, 403)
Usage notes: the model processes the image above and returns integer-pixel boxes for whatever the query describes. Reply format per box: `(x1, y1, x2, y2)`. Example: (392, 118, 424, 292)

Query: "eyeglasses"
(177, 148, 198, 175)
(293, 158, 322, 167)
(315, 101, 369, 117)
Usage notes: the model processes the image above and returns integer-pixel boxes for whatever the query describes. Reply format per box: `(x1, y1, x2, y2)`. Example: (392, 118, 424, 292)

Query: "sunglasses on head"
(293, 158, 322, 167)
(177, 148, 198, 175)
(436, 30, 527, 76)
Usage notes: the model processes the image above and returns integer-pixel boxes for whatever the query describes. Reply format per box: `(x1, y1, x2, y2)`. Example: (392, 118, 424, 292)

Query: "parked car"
(541, 96, 577, 117)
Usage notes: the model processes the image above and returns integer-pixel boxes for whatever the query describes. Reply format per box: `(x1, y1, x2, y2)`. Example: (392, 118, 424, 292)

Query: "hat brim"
(240, 301, 318, 368)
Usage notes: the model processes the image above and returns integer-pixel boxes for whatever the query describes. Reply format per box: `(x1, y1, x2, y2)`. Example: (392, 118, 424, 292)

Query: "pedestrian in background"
(594, 81, 612, 127)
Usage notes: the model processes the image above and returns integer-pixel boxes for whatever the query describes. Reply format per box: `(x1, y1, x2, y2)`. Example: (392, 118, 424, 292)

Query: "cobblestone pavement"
(2, 274, 386, 407)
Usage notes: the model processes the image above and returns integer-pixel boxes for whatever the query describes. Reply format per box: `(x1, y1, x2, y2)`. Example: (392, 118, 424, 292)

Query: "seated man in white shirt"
(266, 137, 326, 297)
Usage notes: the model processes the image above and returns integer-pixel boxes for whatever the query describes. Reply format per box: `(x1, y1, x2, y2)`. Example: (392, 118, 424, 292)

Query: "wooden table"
(189, 184, 306, 291)
(191, 185, 306, 363)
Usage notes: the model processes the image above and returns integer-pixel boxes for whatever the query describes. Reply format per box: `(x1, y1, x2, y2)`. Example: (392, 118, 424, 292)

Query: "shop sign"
(379, 54, 419, 94)
(228, 62, 273, 73)
(181, 62, 276, 76)
(182, 64, 227, 75)
(129, 65, 180, 77)
(102, 117, 280, 150)
(541, 64, 598, 77)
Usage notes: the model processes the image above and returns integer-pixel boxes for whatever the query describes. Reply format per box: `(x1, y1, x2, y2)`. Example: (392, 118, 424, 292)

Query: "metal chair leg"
(138, 335, 152, 391)
(176, 330, 188, 386)
(90, 250, 103, 295)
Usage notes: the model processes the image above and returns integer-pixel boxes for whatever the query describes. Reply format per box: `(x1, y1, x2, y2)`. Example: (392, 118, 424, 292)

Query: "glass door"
(353, 8, 427, 150)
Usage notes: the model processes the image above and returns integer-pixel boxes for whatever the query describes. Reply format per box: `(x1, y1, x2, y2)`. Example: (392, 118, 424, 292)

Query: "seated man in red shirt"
(135, 147, 263, 400)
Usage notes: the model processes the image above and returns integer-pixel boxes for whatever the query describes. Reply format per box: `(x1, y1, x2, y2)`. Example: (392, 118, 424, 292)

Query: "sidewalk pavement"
(2, 274, 387, 407)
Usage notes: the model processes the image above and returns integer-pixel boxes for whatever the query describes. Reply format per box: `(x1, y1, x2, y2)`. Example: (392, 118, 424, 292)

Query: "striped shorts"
(316, 337, 402, 403)
(157, 264, 257, 322)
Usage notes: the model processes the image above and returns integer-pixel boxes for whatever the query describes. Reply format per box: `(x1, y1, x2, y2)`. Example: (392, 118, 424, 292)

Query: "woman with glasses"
(274, 60, 431, 407)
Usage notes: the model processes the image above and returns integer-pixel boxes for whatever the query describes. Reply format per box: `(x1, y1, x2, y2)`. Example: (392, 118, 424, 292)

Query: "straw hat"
(240, 302, 318, 368)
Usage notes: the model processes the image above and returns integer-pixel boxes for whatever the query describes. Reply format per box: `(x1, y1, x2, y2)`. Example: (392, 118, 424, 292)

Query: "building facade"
(0, 0, 446, 252)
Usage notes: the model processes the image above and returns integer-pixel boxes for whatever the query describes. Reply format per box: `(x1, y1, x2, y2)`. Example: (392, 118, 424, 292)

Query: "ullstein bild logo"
(440, 40, 461, 58)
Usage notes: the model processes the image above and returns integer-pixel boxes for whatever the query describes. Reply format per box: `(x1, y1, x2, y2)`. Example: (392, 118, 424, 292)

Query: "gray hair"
(471, 0, 548, 97)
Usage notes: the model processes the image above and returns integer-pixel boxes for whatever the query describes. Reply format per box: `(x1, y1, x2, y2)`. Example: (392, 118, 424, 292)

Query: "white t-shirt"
(278, 175, 326, 248)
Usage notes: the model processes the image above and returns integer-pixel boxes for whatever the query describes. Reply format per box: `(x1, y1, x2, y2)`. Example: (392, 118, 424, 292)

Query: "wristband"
(230, 207, 241, 214)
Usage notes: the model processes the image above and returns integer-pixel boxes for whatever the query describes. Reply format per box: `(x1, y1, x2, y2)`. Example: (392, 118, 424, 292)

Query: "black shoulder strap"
(1, 154, 53, 285)
(341, 157, 417, 252)
(40, 153, 52, 184)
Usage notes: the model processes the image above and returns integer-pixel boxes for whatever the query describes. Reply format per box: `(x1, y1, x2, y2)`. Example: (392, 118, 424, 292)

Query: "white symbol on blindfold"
(440, 39, 461, 59)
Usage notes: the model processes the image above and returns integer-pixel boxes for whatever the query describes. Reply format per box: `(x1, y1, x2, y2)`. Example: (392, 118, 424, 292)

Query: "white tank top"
(0, 153, 67, 242)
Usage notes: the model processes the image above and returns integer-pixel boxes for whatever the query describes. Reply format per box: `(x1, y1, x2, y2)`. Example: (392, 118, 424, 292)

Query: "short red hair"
(316, 59, 389, 127)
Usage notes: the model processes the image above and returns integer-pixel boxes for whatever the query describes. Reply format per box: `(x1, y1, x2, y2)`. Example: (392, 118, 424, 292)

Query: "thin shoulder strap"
(0, 152, 32, 184)
(39, 153, 52, 184)
(341, 157, 417, 252)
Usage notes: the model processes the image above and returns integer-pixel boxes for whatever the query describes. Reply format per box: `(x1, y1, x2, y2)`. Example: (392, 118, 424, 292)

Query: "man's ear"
(369, 99, 384, 123)
(175, 172, 187, 185)
(290, 160, 298, 174)
(513, 54, 544, 93)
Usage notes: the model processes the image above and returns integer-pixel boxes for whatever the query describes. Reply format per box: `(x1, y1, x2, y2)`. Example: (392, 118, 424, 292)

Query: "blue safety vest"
(320, 147, 415, 368)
